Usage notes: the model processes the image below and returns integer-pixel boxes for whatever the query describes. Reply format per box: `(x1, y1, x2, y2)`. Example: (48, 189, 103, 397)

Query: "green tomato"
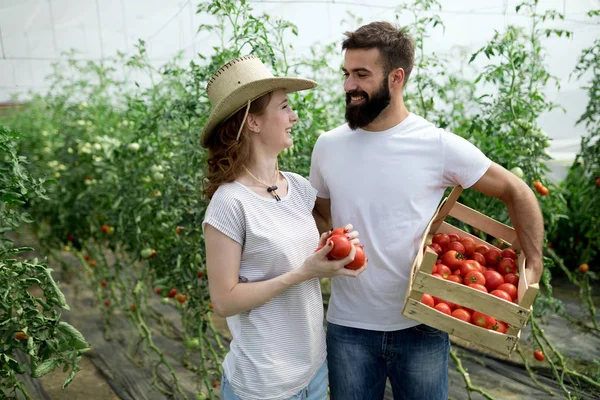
(127, 143, 140, 152)
(185, 338, 200, 349)
(161, 297, 170, 305)
(509, 167, 524, 179)
(152, 172, 165, 181)
(141, 248, 153, 258)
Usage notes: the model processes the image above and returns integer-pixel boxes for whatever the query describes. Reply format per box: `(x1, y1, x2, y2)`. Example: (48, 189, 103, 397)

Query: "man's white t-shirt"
(309, 113, 492, 331)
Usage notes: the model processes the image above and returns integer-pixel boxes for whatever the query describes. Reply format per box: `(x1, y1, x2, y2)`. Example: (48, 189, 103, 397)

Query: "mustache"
(346, 90, 369, 105)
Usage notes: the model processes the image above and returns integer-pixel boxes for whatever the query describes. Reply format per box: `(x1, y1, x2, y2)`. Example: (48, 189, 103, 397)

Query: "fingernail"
(346, 235, 351, 240)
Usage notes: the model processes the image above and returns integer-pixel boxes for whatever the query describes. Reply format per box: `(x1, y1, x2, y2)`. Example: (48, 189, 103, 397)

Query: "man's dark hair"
(342, 21, 415, 85)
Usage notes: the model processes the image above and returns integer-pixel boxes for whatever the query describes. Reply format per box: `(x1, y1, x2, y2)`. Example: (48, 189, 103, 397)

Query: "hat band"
(236, 100, 252, 141)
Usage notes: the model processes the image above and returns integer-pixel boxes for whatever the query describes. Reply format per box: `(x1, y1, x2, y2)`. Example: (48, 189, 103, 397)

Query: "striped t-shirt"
(202, 171, 327, 400)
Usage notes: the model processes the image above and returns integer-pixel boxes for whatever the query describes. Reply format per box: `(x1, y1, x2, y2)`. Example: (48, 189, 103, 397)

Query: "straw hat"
(200, 55, 317, 148)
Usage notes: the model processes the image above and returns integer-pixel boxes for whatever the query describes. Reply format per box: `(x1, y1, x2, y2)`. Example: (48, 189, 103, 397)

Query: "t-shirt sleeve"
(441, 130, 492, 189)
(309, 136, 330, 199)
(202, 189, 246, 245)
(300, 174, 318, 211)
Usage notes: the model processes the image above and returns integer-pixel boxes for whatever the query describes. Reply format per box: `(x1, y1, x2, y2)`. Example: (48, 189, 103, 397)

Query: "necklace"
(243, 165, 282, 201)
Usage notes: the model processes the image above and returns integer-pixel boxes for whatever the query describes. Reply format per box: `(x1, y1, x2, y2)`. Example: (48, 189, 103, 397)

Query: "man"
(309, 21, 544, 400)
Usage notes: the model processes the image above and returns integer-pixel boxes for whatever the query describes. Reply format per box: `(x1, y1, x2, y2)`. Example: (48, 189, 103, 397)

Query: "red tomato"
(432, 273, 443, 279)
(421, 294, 435, 307)
(493, 321, 508, 334)
(428, 243, 443, 255)
(459, 237, 477, 256)
(452, 308, 471, 323)
(501, 248, 518, 260)
(464, 270, 486, 286)
(448, 234, 460, 242)
(452, 268, 461, 276)
(579, 264, 589, 273)
(534, 350, 545, 361)
(434, 303, 452, 315)
(345, 245, 366, 270)
(497, 257, 518, 275)
(447, 275, 463, 284)
(432, 264, 438, 274)
(504, 273, 519, 286)
(472, 312, 496, 329)
(468, 283, 488, 293)
(441, 250, 464, 270)
(484, 248, 502, 266)
(484, 270, 504, 291)
(437, 265, 452, 279)
(471, 252, 487, 267)
(497, 283, 518, 301)
(460, 260, 482, 277)
(447, 241, 466, 255)
(434, 298, 459, 311)
(328, 235, 352, 260)
(331, 227, 346, 237)
(168, 288, 177, 298)
(436, 259, 443, 265)
(490, 289, 513, 302)
(432, 233, 450, 249)
(475, 244, 490, 254)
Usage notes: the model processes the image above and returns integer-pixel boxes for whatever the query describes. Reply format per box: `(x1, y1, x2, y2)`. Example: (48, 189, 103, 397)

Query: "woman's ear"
(246, 114, 261, 133)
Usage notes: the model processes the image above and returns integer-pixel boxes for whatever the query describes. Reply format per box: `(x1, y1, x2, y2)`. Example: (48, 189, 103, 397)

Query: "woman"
(201, 55, 367, 400)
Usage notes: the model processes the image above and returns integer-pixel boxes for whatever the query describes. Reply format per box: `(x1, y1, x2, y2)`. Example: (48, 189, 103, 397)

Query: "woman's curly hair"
(203, 92, 272, 200)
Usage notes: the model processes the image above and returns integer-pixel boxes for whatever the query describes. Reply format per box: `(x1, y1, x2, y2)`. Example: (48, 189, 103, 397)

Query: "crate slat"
(404, 299, 518, 355)
(449, 202, 519, 246)
(413, 272, 530, 326)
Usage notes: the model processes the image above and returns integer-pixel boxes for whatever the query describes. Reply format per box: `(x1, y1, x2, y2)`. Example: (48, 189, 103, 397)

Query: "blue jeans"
(221, 360, 328, 399)
(326, 323, 449, 400)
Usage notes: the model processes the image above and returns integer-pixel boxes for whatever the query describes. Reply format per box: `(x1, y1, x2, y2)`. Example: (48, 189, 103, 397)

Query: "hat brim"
(200, 76, 317, 148)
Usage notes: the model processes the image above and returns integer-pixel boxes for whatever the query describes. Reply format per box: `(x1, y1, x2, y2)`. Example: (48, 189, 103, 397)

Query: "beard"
(345, 79, 391, 130)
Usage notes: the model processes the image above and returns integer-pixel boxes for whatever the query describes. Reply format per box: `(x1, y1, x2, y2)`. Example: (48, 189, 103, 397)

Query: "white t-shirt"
(202, 172, 327, 400)
(309, 113, 492, 331)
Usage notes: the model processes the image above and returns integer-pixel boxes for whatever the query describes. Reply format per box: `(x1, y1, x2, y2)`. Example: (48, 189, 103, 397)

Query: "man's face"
(343, 48, 391, 130)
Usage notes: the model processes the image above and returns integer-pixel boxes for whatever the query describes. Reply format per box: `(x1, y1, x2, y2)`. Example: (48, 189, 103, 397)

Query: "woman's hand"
(301, 225, 367, 279)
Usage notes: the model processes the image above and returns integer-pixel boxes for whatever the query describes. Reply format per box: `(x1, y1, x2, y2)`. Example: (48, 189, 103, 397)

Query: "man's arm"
(471, 162, 544, 284)
(313, 197, 332, 235)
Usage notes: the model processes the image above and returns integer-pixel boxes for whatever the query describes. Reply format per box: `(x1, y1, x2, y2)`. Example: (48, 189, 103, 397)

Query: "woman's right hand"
(300, 233, 367, 279)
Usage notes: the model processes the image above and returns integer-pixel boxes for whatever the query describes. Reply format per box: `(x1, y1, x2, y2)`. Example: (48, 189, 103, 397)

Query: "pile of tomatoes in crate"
(420, 232, 521, 334)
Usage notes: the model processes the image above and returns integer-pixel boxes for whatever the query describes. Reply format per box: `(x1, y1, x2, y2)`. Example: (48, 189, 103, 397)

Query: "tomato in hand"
(328, 235, 353, 260)
(345, 245, 366, 270)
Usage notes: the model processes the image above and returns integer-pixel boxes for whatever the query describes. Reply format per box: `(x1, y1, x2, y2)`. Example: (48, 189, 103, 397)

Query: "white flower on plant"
(84, 179, 93, 185)
(58, 164, 67, 171)
(123, 120, 130, 126)
(77, 120, 86, 126)
(54, 172, 61, 178)
(48, 160, 59, 168)
(41, 130, 49, 137)
(67, 147, 73, 154)
(43, 147, 52, 153)
(93, 143, 102, 151)
(93, 156, 103, 163)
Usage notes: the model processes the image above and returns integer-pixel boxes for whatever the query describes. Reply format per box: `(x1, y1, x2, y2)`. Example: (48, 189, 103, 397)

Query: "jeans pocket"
(413, 323, 445, 337)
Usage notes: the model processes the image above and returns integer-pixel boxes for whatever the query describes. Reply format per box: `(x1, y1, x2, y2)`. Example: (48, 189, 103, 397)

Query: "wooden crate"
(401, 186, 539, 355)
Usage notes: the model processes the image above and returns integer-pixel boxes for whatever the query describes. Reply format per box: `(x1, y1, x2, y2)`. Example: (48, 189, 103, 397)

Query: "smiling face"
(248, 89, 298, 153)
(343, 48, 391, 130)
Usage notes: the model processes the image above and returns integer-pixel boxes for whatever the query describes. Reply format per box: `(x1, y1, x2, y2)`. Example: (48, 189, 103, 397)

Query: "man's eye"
(358, 74, 367, 78)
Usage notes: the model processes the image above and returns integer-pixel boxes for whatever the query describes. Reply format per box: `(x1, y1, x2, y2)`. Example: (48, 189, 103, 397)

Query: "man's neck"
(361, 98, 410, 132)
